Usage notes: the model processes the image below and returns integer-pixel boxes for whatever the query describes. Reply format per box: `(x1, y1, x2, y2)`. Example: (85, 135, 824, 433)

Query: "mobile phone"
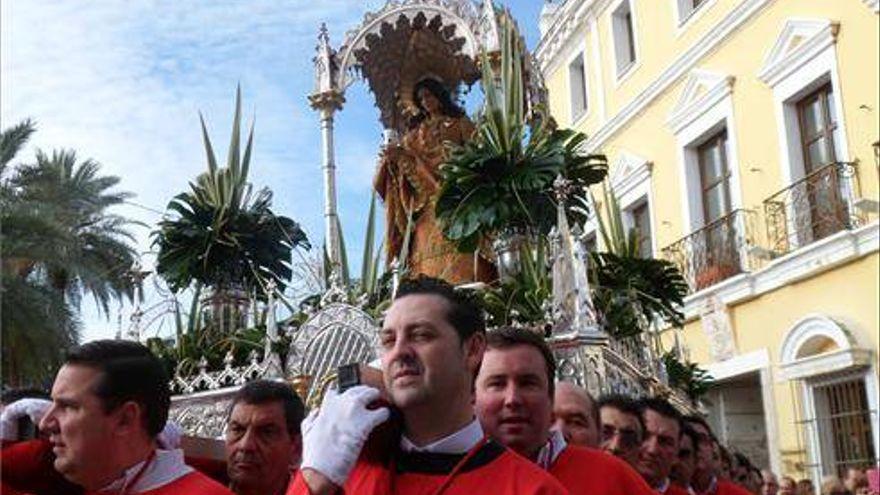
(337, 363, 362, 393)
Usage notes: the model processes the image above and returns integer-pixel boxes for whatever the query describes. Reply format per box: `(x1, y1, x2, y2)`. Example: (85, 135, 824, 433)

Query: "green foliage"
(435, 14, 607, 253)
(482, 237, 551, 328)
(1, 119, 140, 386)
(590, 184, 687, 337)
(590, 252, 687, 338)
(662, 351, 714, 402)
(152, 87, 310, 295)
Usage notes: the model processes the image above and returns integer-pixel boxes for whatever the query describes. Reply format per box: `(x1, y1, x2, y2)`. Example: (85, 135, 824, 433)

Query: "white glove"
(300, 385, 390, 487)
(0, 398, 52, 440)
(157, 421, 183, 449)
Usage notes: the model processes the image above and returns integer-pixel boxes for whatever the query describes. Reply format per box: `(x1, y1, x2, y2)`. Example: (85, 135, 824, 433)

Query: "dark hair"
(682, 414, 715, 441)
(639, 397, 683, 432)
(1, 388, 50, 405)
(680, 423, 700, 457)
(64, 340, 170, 437)
(412, 78, 466, 121)
(395, 276, 485, 341)
(228, 380, 306, 437)
(597, 393, 645, 432)
(485, 327, 556, 397)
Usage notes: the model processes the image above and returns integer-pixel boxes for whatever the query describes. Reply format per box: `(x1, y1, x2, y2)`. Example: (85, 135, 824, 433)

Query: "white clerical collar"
(98, 449, 192, 493)
(400, 418, 484, 454)
(536, 429, 567, 469)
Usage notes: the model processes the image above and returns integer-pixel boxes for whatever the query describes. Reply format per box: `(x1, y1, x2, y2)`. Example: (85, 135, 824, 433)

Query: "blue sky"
(1, 1, 544, 342)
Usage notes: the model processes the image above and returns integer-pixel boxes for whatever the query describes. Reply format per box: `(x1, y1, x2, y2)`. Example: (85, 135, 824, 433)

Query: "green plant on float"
(479, 179, 687, 340)
(481, 236, 552, 328)
(662, 351, 715, 402)
(151, 86, 310, 298)
(435, 13, 607, 254)
(589, 183, 688, 338)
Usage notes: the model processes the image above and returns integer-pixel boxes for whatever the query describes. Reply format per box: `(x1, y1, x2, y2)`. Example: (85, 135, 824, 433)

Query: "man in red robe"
(287, 277, 567, 495)
(225, 380, 305, 495)
(683, 415, 751, 495)
(1, 339, 233, 495)
(473, 326, 655, 495)
(552, 381, 599, 448)
(636, 397, 690, 495)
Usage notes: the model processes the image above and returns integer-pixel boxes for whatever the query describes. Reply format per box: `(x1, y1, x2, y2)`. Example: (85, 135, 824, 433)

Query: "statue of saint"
(374, 78, 494, 284)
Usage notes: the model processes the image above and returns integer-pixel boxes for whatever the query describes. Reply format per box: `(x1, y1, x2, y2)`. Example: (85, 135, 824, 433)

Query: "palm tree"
(9, 149, 141, 313)
(1, 119, 141, 385)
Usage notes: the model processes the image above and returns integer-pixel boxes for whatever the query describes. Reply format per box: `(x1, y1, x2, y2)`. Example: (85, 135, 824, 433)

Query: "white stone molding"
(702, 348, 783, 475)
(759, 18, 851, 208)
(864, 0, 879, 13)
(779, 314, 857, 365)
(610, 151, 656, 256)
(582, 0, 772, 152)
(757, 19, 840, 88)
(669, 69, 743, 232)
(673, 0, 722, 36)
(666, 70, 735, 135)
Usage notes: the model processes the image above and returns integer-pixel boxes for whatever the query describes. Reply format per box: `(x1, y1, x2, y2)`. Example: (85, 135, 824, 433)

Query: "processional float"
(168, 0, 687, 441)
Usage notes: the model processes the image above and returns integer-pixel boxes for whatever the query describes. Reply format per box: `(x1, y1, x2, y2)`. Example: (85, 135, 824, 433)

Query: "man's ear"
(114, 401, 143, 436)
(463, 332, 486, 373)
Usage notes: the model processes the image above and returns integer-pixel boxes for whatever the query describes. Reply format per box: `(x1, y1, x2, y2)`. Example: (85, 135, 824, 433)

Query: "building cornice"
(580, 0, 772, 152)
(864, 0, 879, 13)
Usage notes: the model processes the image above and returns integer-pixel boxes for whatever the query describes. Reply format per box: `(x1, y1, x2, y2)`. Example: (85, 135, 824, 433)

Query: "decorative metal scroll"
(170, 350, 267, 395)
(764, 161, 860, 256)
(285, 303, 380, 404)
(169, 388, 239, 439)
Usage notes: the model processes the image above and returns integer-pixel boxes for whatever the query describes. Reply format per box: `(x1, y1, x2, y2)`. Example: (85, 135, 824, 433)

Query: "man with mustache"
(225, 380, 304, 495)
(474, 326, 654, 495)
(2, 339, 233, 494)
(636, 397, 689, 495)
(287, 277, 567, 495)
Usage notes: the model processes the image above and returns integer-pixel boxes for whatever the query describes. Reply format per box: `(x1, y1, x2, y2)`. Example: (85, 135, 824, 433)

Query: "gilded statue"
(374, 78, 494, 284)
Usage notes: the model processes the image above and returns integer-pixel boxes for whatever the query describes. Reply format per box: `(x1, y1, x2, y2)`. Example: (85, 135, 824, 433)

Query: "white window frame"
(567, 46, 590, 125)
(667, 70, 743, 234)
(703, 349, 782, 476)
(758, 19, 854, 252)
(611, 152, 655, 257)
(673, 0, 721, 35)
(758, 19, 849, 189)
(779, 314, 879, 485)
(609, 0, 640, 85)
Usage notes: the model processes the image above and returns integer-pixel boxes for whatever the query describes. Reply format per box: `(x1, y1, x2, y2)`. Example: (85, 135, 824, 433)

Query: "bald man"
(553, 382, 599, 448)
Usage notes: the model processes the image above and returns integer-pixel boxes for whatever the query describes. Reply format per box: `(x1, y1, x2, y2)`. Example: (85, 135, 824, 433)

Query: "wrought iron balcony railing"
(662, 209, 756, 293)
(764, 162, 860, 256)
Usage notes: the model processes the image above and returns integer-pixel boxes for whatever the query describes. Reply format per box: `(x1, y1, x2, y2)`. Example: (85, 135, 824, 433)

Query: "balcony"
(662, 209, 756, 293)
(764, 162, 861, 256)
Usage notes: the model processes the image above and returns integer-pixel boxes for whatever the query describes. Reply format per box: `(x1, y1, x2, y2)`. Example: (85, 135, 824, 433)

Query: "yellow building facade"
(537, 0, 879, 481)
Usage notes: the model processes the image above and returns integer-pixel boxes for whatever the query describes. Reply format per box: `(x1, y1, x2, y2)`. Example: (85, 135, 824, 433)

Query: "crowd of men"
(1, 277, 877, 495)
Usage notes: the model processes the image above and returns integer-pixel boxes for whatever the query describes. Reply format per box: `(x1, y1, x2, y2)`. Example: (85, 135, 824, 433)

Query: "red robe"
(1, 439, 232, 495)
(549, 445, 655, 495)
(716, 480, 753, 495)
(84, 471, 232, 495)
(287, 439, 567, 495)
